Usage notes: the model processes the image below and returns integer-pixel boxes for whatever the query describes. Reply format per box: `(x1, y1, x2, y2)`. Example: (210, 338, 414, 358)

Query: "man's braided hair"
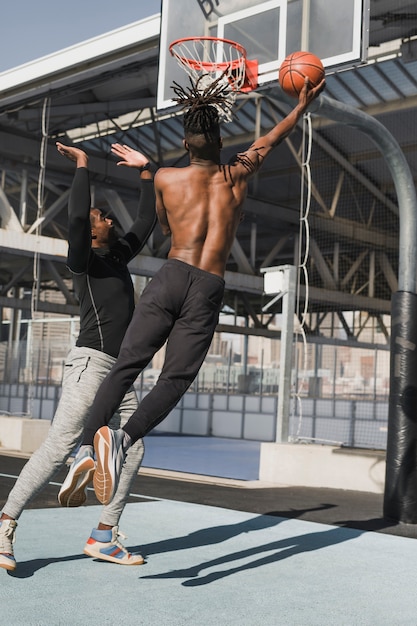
(171, 73, 233, 140)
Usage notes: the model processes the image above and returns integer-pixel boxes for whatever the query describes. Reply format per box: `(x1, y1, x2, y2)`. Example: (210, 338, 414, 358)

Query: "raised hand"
(298, 76, 326, 110)
(111, 144, 149, 169)
(56, 142, 88, 167)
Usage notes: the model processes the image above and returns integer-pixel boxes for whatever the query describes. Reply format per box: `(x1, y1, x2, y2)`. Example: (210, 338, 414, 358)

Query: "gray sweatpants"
(2, 346, 144, 527)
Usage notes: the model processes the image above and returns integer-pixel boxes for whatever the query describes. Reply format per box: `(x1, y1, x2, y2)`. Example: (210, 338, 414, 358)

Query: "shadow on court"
(141, 524, 364, 587)
(7, 552, 90, 579)
(133, 503, 337, 557)
(2, 447, 417, 625)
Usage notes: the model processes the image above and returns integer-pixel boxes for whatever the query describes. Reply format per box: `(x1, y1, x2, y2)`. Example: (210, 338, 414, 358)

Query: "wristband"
(138, 162, 151, 173)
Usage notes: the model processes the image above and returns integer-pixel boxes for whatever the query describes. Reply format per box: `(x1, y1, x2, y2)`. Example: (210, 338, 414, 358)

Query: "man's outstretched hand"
(111, 144, 150, 170)
(298, 76, 326, 110)
(56, 142, 88, 168)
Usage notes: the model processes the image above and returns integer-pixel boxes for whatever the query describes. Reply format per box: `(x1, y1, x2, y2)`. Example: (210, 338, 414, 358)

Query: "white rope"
(32, 97, 50, 313)
(292, 112, 313, 441)
(28, 97, 50, 414)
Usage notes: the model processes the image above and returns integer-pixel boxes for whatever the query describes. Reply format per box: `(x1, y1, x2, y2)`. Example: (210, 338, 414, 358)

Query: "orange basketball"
(279, 51, 325, 98)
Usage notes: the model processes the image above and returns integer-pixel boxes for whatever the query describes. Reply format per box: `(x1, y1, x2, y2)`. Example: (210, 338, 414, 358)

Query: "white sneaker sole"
(58, 457, 95, 507)
(93, 427, 119, 505)
(0, 554, 16, 571)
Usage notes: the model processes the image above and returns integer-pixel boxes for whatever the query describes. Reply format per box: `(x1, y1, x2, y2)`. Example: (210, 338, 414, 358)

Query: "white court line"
(0, 471, 161, 502)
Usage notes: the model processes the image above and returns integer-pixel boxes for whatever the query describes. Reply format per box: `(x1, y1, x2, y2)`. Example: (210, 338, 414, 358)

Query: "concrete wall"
(259, 442, 386, 493)
(0, 415, 51, 454)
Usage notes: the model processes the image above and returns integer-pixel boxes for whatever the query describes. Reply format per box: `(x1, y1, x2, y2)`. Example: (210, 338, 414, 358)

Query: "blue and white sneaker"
(93, 427, 126, 505)
(84, 526, 144, 565)
(0, 519, 17, 571)
(58, 447, 95, 507)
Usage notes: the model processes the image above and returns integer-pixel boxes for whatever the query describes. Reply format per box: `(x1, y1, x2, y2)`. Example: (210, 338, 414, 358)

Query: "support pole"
(267, 89, 417, 520)
(310, 93, 417, 521)
(262, 264, 297, 443)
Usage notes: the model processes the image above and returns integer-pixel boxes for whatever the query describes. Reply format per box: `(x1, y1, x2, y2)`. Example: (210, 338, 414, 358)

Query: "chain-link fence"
(0, 314, 390, 449)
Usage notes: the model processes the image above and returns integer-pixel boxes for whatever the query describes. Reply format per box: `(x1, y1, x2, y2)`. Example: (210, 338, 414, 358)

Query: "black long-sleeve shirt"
(67, 167, 156, 357)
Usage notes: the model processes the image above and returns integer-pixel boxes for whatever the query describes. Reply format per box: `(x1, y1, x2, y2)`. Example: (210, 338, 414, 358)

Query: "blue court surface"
(2, 501, 417, 625)
(2, 436, 417, 625)
(143, 434, 261, 480)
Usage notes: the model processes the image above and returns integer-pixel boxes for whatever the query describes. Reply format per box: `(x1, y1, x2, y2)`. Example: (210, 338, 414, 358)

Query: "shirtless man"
(77, 75, 325, 506)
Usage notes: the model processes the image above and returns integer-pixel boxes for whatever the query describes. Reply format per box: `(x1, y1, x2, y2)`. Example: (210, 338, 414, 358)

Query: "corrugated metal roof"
(1, 3, 417, 316)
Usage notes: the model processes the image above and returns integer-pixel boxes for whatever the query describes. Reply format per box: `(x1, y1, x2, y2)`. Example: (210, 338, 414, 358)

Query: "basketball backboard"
(157, 0, 370, 112)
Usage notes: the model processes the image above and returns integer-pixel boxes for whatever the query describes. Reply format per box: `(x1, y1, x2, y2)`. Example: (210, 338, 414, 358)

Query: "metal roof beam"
(310, 128, 399, 216)
(244, 197, 398, 250)
(12, 99, 157, 123)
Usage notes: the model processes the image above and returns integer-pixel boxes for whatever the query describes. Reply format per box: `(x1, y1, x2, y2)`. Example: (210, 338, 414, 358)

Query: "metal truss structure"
(1, 2, 417, 345)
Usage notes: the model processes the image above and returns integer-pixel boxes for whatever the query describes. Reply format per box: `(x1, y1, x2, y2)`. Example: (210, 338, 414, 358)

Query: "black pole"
(272, 90, 417, 522)
(384, 291, 417, 522)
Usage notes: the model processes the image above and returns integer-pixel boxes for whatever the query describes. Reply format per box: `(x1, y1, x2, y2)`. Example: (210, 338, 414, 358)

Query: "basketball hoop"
(169, 36, 258, 121)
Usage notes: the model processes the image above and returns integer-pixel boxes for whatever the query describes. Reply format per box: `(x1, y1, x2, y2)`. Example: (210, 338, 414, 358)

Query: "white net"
(169, 37, 247, 121)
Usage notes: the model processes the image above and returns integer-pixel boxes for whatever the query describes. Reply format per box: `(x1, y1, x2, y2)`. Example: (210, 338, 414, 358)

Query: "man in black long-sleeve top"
(0, 142, 156, 571)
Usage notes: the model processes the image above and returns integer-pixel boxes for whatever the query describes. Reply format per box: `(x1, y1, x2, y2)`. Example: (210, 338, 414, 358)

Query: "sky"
(0, 0, 162, 73)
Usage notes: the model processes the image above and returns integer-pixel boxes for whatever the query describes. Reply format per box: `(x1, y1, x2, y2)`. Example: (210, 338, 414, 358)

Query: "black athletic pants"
(82, 259, 225, 445)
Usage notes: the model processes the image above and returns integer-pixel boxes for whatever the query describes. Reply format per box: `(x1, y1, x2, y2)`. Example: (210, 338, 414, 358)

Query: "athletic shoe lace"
(0, 522, 16, 552)
(113, 528, 129, 553)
